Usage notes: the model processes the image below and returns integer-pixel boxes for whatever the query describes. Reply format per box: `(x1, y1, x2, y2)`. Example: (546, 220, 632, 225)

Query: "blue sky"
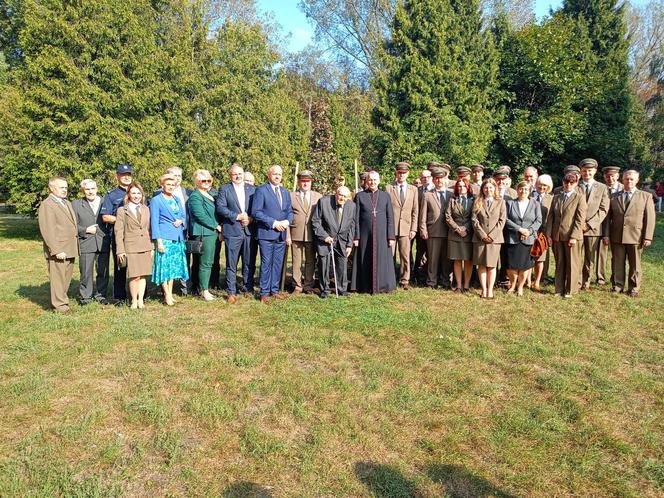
(256, 0, 566, 53)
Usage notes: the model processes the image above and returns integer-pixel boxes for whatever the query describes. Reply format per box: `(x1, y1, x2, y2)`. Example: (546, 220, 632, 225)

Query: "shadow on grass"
(16, 280, 79, 310)
(426, 463, 516, 498)
(222, 481, 274, 498)
(0, 215, 40, 241)
(354, 461, 422, 498)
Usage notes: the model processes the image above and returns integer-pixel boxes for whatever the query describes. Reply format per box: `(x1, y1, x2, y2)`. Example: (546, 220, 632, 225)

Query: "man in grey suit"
(72, 179, 111, 305)
(311, 186, 356, 298)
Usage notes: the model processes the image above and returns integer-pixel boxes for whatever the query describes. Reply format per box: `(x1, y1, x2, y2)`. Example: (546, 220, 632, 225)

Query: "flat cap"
(493, 165, 511, 179)
(564, 164, 581, 174)
(297, 170, 314, 180)
(456, 166, 471, 176)
(395, 162, 411, 172)
(116, 164, 132, 174)
(471, 163, 484, 172)
(579, 158, 598, 169)
(431, 167, 448, 178)
(602, 165, 621, 174)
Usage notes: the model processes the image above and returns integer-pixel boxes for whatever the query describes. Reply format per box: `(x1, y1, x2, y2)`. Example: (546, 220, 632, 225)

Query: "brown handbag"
(530, 232, 549, 258)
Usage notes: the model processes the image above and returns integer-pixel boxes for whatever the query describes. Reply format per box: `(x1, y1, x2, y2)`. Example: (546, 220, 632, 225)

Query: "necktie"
(486, 199, 492, 208)
(303, 193, 309, 212)
(585, 183, 591, 200)
(439, 191, 445, 204)
(461, 196, 466, 210)
(274, 187, 282, 209)
(136, 206, 142, 222)
(625, 192, 632, 207)
(400, 185, 405, 204)
(337, 207, 343, 225)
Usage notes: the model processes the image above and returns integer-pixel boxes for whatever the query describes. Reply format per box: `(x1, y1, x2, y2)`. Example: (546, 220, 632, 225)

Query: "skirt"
(127, 251, 152, 278)
(473, 242, 501, 267)
(152, 240, 189, 285)
(448, 239, 472, 261)
(506, 243, 535, 270)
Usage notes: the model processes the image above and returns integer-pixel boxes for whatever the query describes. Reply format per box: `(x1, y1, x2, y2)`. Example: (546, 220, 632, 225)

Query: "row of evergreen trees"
(0, 0, 653, 214)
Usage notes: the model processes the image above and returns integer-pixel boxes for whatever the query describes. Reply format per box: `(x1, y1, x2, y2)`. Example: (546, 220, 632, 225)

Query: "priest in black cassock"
(351, 170, 397, 293)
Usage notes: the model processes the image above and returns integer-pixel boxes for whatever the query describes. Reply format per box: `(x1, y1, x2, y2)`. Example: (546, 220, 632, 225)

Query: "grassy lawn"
(0, 214, 662, 497)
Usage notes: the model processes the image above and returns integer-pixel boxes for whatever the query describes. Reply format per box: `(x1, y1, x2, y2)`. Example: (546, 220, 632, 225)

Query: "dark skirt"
(506, 243, 535, 270)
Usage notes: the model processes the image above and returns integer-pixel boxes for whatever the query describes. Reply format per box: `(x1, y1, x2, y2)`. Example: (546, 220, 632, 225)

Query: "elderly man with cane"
(311, 186, 356, 298)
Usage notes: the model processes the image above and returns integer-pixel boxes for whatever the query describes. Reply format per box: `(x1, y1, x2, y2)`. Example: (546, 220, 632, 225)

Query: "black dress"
(351, 190, 397, 293)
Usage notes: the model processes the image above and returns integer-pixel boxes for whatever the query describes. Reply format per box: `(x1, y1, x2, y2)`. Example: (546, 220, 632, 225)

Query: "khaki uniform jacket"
(288, 190, 322, 242)
(385, 183, 419, 236)
(471, 198, 506, 243)
(580, 182, 609, 236)
(537, 193, 553, 233)
(607, 190, 656, 244)
(546, 191, 587, 242)
(419, 189, 453, 238)
(38, 195, 79, 258)
(114, 205, 152, 254)
(446, 196, 474, 242)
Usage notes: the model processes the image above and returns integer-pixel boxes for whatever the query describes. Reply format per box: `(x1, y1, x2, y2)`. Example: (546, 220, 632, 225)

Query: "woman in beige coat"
(471, 179, 506, 299)
(114, 183, 152, 309)
(532, 175, 553, 291)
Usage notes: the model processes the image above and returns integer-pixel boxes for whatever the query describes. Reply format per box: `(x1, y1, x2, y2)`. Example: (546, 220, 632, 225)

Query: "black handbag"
(186, 236, 204, 255)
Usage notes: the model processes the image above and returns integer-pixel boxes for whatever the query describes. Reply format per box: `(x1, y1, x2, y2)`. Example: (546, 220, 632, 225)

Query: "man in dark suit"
(100, 164, 133, 303)
(251, 165, 293, 302)
(216, 163, 257, 303)
(72, 179, 110, 305)
(311, 186, 356, 297)
(38, 177, 79, 313)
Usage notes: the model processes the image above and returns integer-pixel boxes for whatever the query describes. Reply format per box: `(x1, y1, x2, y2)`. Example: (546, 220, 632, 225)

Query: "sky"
(255, 0, 566, 53)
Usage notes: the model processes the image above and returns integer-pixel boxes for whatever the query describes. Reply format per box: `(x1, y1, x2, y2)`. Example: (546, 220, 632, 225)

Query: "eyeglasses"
(201, 179, 212, 184)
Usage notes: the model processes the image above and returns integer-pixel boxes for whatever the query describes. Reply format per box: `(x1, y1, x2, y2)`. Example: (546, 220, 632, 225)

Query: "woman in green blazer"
(187, 169, 222, 301)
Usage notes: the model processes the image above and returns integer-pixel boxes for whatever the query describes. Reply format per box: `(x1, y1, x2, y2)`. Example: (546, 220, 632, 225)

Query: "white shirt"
(173, 186, 186, 207)
(517, 199, 529, 218)
(233, 182, 246, 213)
(87, 196, 101, 214)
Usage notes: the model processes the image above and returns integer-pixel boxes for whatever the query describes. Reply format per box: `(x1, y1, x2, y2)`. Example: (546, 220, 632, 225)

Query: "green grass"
(0, 214, 663, 497)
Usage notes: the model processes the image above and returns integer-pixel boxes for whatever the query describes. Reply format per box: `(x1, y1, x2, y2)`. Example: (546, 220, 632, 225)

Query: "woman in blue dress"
(151, 174, 189, 305)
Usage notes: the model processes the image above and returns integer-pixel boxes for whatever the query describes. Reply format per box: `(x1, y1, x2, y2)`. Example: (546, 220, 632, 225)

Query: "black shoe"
(95, 297, 109, 305)
(320, 293, 329, 299)
(113, 299, 126, 307)
(79, 299, 93, 306)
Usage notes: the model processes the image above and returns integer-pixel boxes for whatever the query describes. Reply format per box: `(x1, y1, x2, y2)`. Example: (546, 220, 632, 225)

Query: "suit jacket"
(251, 183, 293, 242)
(445, 196, 474, 242)
(607, 190, 656, 244)
(311, 195, 356, 255)
(216, 182, 255, 238)
(385, 183, 419, 236)
(546, 191, 587, 242)
(38, 195, 79, 258)
(187, 189, 218, 237)
(472, 198, 506, 243)
(504, 199, 542, 245)
(149, 193, 187, 242)
(72, 197, 110, 253)
(419, 189, 452, 238)
(114, 205, 152, 254)
(536, 193, 553, 233)
(580, 181, 609, 236)
(499, 187, 518, 201)
(289, 190, 322, 242)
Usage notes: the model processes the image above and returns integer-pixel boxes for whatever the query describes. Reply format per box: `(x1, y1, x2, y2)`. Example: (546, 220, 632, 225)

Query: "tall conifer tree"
(373, 0, 499, 170)
(562, 0, 648, 167)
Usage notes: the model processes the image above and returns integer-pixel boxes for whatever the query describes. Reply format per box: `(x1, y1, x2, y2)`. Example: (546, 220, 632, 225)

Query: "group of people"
(37, 157, 656, 312)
